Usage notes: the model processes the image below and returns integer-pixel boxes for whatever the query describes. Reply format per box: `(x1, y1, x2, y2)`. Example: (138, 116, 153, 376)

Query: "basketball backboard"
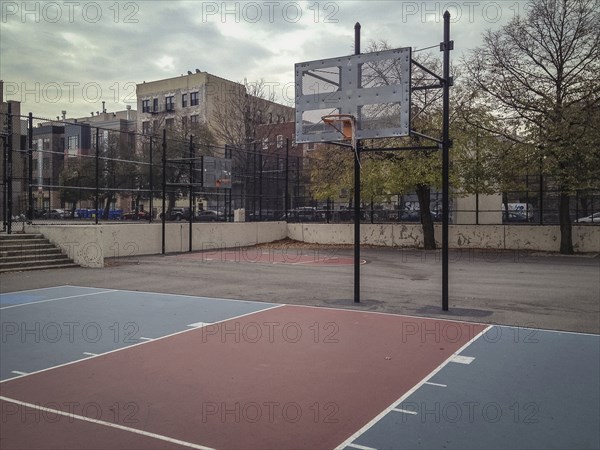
(295, 47, 412, 144)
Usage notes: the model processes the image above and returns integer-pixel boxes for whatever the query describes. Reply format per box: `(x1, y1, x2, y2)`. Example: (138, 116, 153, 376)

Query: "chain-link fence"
(1, 111, 598, 232)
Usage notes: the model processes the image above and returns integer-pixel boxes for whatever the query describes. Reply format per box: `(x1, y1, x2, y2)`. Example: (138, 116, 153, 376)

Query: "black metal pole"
(6, 103, 13, 234)
(259, 150, 263, 221)
(188, 135, 194, 252)
(161, 129, 166, 255)
(95, 128, 99, 225)
(285, 138, 289, 221)
(28, 113, 33, 223)
(2, 135, 7, 232)
(354, 21, 361, 304)
(149, 136, 153, 223)
(441, 11, 452, 311)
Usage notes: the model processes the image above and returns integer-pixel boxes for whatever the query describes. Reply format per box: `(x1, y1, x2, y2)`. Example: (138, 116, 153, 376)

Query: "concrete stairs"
(0, 233, 78, 273)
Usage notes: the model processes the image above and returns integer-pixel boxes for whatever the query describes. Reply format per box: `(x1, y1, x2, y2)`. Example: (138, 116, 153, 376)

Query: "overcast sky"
(1, 1, 524, 119)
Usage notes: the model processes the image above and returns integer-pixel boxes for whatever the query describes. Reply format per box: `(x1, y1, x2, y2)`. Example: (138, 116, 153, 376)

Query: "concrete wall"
(26, 222, 598, 268)
(289, 223, 600, 253)
(26, 222, 287, 268)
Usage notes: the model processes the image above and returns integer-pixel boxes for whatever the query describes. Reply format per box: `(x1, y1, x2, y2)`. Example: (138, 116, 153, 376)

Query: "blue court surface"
(1, 286, 599, 449)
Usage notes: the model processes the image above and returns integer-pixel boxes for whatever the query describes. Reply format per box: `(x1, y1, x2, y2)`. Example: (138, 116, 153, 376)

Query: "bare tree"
(464, 0, 600, 253)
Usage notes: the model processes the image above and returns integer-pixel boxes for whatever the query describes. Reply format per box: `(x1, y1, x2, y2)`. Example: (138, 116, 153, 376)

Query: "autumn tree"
(463, 0, 600, 253)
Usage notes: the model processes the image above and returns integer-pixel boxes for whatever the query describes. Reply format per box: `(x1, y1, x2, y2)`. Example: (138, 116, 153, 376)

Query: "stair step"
(0, 262, 80, 273)
(0, 233, 78, 272)
(0, 243, 55, 251)
(0, 233, 44, 241)
(0, 248, 62, 257)
(0, 258, 74, 270)
(1, 253, 68, 263)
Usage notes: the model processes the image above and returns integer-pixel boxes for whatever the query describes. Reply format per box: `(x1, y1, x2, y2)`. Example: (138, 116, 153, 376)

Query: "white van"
(503, 203, 535, 221)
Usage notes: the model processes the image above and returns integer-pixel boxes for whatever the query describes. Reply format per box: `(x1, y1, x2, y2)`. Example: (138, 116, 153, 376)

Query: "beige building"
(136, 71, 293, 148)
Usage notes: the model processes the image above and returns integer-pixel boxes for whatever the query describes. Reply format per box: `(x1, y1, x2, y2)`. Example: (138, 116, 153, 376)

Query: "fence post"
(188, 134, 194, 252)
(285, 138, 289, 221)
(161, 129, 166, 255)
(27, 113, 34, 223)
(95, 127, 99, 225)
(149, 136, 153, 223)
(6, 103, 13, 234)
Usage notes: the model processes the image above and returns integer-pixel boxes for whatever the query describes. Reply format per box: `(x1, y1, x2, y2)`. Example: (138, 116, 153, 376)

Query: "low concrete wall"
(290, 223, 600, 253)
(26, 222, 598, 268)
(26, 222, 287, 268)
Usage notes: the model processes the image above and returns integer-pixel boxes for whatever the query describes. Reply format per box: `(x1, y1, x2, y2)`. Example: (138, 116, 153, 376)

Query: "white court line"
(187, 322, 212, 328)
(0, 304, 285, 384)
(424, 381, 447, 387)
(450, 355, 475, 365)
(334, 325, 492, 450)
(392, 408, 418, 415)
(0, 396, 213, 450)
(138, 337, 153, 341)
(347, 443, 378, 450)
(83, 352, 98, 357)
(10, 371, 28, 376)
(0, 290, 117, 310)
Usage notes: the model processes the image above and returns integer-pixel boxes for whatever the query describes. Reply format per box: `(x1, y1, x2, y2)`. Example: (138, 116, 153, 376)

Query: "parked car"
(46, 209, 67, 219)
(197, 210, 224, 222)
(122, 210, 150, 220)
(504, 211, 530, 223)
(168, 207, 192, 221)
(574, 212, 600, 223)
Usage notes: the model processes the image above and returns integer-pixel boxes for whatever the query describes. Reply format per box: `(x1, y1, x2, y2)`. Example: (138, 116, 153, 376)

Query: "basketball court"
(1, 286, 598, 449)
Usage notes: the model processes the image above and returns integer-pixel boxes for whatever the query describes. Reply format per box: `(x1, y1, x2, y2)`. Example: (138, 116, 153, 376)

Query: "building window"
(308, 142, 315, 150)
(32, 159, 38, 171)
(182, 94, 187, 107)
(276, 135, 283, 149)
(165, 96, 175, 112)
(182, 116, 188, 129)
(153, 98, 159, 112)
(165, 118, 174, 129)
(262, 138, 269, 150)
(190, 114, 199, 123)
(142, 99, 150, 113)
(292, 135, 297, 147)
(67, 135, 79, 155)
(42, 138, 50, 150)
(190, 92, 199, 106)
(142, 121, 150, 134)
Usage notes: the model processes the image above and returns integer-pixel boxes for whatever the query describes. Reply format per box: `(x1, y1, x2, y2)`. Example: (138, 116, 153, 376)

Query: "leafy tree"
(463, 0, 600, 253)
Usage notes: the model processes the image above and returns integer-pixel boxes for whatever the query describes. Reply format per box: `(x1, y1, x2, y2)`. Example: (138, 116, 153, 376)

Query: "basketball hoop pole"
(354, 22, 361, 304)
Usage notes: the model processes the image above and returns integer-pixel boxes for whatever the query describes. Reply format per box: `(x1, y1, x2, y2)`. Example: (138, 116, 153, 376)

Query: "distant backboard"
(295, 47, 412, 144)
(203, 156, 232, 189)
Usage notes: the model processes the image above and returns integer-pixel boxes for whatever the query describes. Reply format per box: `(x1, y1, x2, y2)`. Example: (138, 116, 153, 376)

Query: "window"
(190, 92, 199, 106)
(142, 99, 150, 113)
(182, 94, 187, 107)
(190, 114, 199, 123)
(262, 138, 269, 150)
(32, 159, 38, 171)
(308, 142, 315, 150)
(165, 96, 175, 111)
(276, 134, 283, 149)
(182, 116, 188, 129)
(142, 121, 150, 134)
(43, 138, 50, 150)
(67, 135, 79, 155)
(165, 118, 174, 129)
(153, 98, 159, 112)
(292, 135, 297, 147)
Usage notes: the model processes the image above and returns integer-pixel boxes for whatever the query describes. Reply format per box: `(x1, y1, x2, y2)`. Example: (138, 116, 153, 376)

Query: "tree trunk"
(559, 192, 574, 254)
(416, 184, 436, 250)
(103, 195, 113, 220)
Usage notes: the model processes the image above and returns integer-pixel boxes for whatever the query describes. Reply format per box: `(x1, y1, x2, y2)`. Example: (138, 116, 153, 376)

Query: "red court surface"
(176, 249, 365, 266)
(0, 305, 486, 450)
